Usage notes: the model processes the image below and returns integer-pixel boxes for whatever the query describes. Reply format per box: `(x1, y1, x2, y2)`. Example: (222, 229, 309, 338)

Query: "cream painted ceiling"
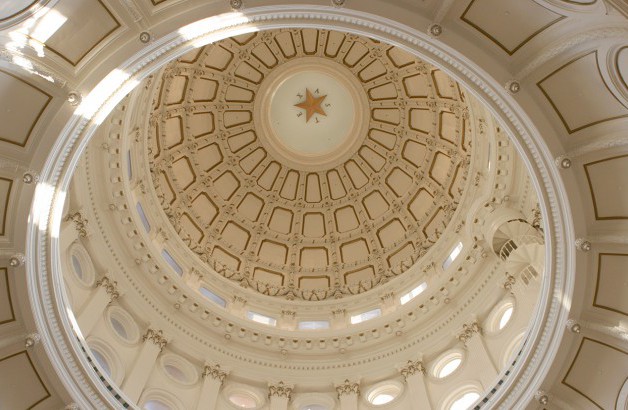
(0, 0, 627, 409)
(148, 29, 472, 300)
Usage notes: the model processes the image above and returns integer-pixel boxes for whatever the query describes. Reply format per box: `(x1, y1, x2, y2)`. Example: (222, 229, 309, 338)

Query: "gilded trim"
(0, 69, 52, 147)
(583, 154, 628, 220)
(461, 0, 565, 55)
(0, 177, 13, 236)
(0, 351, 51, 409)
(0, 268, 16, 325)
(44, 0, 121, 66)
(538, 51, 628, 134)
(593, 253, 628, 316)
(562, 337, 628, 410)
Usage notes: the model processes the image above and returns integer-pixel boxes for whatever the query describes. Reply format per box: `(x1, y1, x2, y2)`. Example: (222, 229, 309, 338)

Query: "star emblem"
(294, 88, 327, 122)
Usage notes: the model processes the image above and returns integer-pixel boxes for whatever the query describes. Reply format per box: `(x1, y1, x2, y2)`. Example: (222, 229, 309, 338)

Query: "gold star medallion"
(294, 88, 327, 122)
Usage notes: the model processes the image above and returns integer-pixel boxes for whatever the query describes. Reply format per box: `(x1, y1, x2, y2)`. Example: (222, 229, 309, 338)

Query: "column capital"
(96, 276, 119, 302)
(65, 210, 89, 237)
(268, 381, 293, 400)
(457, 321, 482, 346)
(143, 328, 168, 351)
(202, 364, 227, 384)
(335, 379, 359, 398)
(399, 359, 426, 380)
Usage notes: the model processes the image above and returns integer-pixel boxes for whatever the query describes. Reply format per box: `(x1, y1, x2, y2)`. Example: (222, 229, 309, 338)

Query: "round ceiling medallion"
(255, 57, 368, 171)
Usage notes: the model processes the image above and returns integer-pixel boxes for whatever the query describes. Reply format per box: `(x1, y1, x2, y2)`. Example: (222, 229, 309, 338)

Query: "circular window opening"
(432, 351, 464, 379)
(229, 392, 258, 409)
(164, 364, 188, 383)
(366, 381, 403, 406)
(449, 392, 480, 410)
(499, 306, 514, 330)
(111, 316, 128, 339)
(106, 306, 140, 344)
(90, 348, 111, 376)
(485, 299, 516, 334)
(144, 400, 171, 410)
(300, 405, 329, 410)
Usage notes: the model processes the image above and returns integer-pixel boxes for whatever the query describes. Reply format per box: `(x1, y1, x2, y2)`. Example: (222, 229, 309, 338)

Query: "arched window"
(431, 350, 464, 379)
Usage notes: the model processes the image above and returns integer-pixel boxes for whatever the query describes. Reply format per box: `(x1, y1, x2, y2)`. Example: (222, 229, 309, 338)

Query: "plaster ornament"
(336, 379, 360, 398)
(428, 23, 443, 37)
(566, 319, 581, 334)
(139, 31, 151, 43)
(202, 364, 227, 383)
(268, 381, 293, 399)
(506, 80, 521, 94)
(67, 91, 81, 106)
(143, 329, 168, 351)
(575, 238, 591, 252)
(24, 333, 40, 348)
(229, 0, 243, 10)
(9, 253, 25, 267)
(400, 359, 426, 380)
(556, 156, 572, 169)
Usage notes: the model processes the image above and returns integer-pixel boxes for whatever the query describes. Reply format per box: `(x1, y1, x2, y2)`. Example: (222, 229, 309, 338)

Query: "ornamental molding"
(336, 379, 360, 398)
(96, 276, 119, 302)
(202, 364, 227, 383)
(268, 381, 293, 399)
(457, 321, 482, 346)
(400, 359, 426, 380)
(143, 329, 168, 351)
(25, 5, 574, 409)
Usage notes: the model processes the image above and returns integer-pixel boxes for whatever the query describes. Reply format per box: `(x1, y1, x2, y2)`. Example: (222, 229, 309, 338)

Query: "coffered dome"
(147, 29, 472, 300)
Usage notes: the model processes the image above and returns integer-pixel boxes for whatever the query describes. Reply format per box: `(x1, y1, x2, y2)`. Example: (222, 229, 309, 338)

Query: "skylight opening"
(136, 202, 150, 232)
(350, 308, 381, 324)
(400, 282, 427, 305)
(199, 286, 226, 308)
(127, 150, 133, 179)
(442, 242, 463, 270)
(246, 311, 277, 326)
(161, 249, 183, 276)
(298, 320, 330, 330)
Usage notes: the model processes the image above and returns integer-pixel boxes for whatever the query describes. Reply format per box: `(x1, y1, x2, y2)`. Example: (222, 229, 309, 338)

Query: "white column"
(196, 364, 227, 410)
(458, 322, 497, 389)
(268, 382, 292, 410)
(336, 380, 359, 410)
(122, 329, 167, 403)
(77, 277, 118, 336)
(400, 361, 432, 409)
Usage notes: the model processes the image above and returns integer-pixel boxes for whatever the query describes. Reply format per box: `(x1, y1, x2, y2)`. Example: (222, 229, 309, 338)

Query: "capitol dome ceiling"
(147, 29, 473, 300)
